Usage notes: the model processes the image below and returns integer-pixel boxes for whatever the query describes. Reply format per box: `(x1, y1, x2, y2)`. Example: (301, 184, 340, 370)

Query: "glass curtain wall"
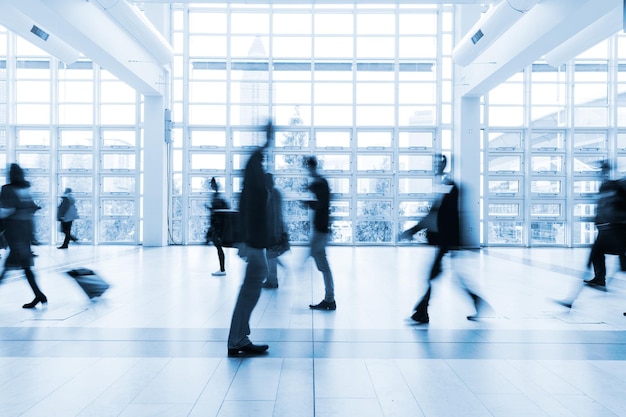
(484, 34, 626, 247)
(0, 27, 141, 245)
(171, 3, 453, 245)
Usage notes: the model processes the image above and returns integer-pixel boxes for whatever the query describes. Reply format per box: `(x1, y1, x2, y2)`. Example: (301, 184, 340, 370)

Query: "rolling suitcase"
(67, 268, 110, 299)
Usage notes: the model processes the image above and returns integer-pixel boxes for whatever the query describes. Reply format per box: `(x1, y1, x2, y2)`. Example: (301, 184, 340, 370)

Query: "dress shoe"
(23, 296, 47, 309)
(555, 300, 573, 309)
(309, 300, 336, 310)
(211, 270, 226, 276)
(262, 281, 278, 289)
(57, 246, 68, 249)
(410, 311, 429, 324)
(227, 342, 269, 357)
(584, 277, 606, 287)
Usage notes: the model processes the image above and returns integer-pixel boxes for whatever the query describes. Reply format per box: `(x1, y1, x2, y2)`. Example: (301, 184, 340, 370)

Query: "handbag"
(270, 231, 290, 257)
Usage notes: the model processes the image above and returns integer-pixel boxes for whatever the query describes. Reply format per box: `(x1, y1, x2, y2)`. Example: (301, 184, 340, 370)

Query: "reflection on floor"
(0, 244, 625, 417)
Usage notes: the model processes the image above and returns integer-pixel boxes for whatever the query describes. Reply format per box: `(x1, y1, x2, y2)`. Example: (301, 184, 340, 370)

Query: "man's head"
(304, 156, 318, 176)
(434, 153, 447, 175)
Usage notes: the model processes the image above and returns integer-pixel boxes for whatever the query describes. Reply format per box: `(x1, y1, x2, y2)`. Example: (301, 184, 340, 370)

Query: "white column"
(454, 97, 481, 248)
(143, 95, 169, 247)
(454, 5, 483, 248)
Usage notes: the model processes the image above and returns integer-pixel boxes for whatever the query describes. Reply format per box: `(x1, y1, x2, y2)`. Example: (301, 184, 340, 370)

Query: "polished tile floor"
(0, 243, 625, 416)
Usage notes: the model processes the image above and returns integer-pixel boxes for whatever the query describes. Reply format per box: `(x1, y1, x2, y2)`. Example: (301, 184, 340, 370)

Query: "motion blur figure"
(57, 187, 79, 249)
(303, 155, 336, 311)
(0, 164, 47, 309)
(584, 161, 626, 289)
(400, 154, 491, 323)
(559, 161, 626, 309)
(206, 177, 229, 276)
(263, 172, 287, 289)
(227, 121, 273, 357)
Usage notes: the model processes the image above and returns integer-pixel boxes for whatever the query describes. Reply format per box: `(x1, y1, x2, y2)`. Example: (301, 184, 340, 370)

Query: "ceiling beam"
(1, 0, 171, 96)
(457, 0, 622, 97)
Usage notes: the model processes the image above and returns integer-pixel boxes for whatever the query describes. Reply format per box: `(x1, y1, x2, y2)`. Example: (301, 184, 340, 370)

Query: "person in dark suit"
(57, 187, 79, 249)
(584, 161, 626, 289)
(0, 164, 47, 308)
(400, 154, 490, 323)
(227, 122, 273, 357)
(207, 177, 229, 276)
(303, 156, 336, 311)
(263, 172, 286, 289)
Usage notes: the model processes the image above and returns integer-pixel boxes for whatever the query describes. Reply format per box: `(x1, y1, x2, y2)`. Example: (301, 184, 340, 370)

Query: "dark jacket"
(0, 183, 38, 268)
(57, 194, 79, 222)
(306, 177, 330, 233)
(436, 180, 460, 249)
(268, 186, 285, 246)
(239, 149, 270, 249)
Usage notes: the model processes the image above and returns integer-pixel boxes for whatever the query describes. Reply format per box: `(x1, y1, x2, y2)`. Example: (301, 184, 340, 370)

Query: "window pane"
(60, 153, 93, 171)
(101, 176, 135, 193)
(398, 201, 431, 216)
(315, 14, 353, 35)
(100, 218, 136, 242)
(573, 132, 606, 150)
(398, 177, 431, 194)
(530, 222, 565, 244)
(276, 130, 310, 148)
(357, 154, 391, 171)
(531, 131, 564, 150)
(357, 200, 392, 217)
(488, 221, 523, 244)
(531, 180, 561, 194)
(488, 180, 520, 194)
(275, 154, 306, 171)
(330, 220, 352, 243)
(102, 199, 136, 215)
(317, 154, 350, 171)
(190, 131, 226, 147)
(17, 152, 50, 170)
(488, 155, 522, 173)
(398, 132, 433, 149)
(530, 203, 562, 217)
(17, 130, 50, 147)
(60, 176, 93, 194)
(399, 154, 431, 172)
(190, 153, 226, 171)
(531, 155, 563, 173)
(488, 132, 521, 149)
(488, 203, 520, 217)
(102, 130, 136, 147)
(316, 131, 350, 148)
(102, 153, 136, 170)
(357, 178, 391, 195)
(356, 220, 392, 243)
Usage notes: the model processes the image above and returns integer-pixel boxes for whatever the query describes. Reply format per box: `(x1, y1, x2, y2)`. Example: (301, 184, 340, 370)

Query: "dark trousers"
(589, 226, 626, 281)
(215, 245, 225, 272)
(60, 221, 74, 247)
(414, 247, 447, 317)
(413, 247, 485, 319)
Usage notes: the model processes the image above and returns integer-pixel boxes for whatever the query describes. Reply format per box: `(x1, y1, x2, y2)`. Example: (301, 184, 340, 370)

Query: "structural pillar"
(143, 95, 169, 246)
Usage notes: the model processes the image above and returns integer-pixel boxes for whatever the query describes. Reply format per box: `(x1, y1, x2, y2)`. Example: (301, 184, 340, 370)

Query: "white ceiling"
(0, 0, 621, 98)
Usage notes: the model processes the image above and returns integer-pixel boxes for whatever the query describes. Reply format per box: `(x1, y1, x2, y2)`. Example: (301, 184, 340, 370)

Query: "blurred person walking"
(303, 156, 336, 311)
(57, 187, 79, 249)
(263, 172, 289, 289)
(0, 163, 47, 308)
(206, 177, 229, 276)
(584, 161, 626, 289)
(400, 154, 490, 323)
(227, 122, 274, 357)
